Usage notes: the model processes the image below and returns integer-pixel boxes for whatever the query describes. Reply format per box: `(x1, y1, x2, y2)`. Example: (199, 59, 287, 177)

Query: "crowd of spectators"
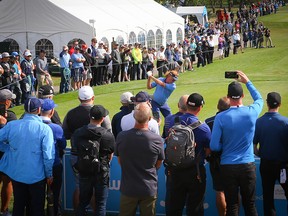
(0, 1, 283, 101)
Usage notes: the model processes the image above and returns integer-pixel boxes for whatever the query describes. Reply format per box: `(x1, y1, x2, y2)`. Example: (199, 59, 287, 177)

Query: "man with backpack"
(72, 105, 115, 216)
(166, 93, 211, 216)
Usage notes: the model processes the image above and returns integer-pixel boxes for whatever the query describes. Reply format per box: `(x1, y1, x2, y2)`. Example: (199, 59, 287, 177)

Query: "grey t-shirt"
(115, 128, 164, 197)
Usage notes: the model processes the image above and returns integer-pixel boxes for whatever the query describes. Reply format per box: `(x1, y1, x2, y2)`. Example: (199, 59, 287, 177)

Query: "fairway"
(12, 6, 288, 123)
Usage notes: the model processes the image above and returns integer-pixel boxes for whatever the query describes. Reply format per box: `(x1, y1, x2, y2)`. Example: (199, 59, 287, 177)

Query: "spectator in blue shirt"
(0, 97, 55, 216)
(166, 93, 211, 216)
(40, 99, 66, 216)
(253, 92, 288, 216)
(210, 71, 263, 216)
(59, 45, 71, 93)
(71, 46, 85, 90)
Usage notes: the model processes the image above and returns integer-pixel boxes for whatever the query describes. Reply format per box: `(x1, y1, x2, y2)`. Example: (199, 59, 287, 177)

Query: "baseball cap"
(11, 51, 19, 57)
(24, 97, 43, 113)
(78, 86, 94, 100)
(1, 52, 10, 58)
(120, 92, 133, 103)
(266, 92, 281, 108)
(81, 44, 88, 49)
(38, 85, 54, 96)
(40, 49, 46, 53)
(131, 91, 151, 103)
(0, 89, 16, 101)
(228, 81, 243, 99)
(187, 93, 205, 107)
(90, 105, 109, 120)
(41, 99, 57, 111)
(99, 41, 104, 44)
(74, 46, 80, 50)
(24, 51, 32, 56)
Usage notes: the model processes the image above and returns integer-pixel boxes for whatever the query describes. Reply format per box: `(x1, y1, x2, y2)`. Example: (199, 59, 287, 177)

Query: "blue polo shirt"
(151, 77, 176, 105)
(59, 51, 70, 68)
(254, 112, 288, 162)
(71, 53, 84, 68)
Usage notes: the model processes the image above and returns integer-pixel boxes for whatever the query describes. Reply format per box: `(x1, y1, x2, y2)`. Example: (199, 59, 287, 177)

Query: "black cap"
(187, 93, 205, 107)
(38, 85, 54, 96)
(90, 105, 109, 120)
(228, 81, 243, 99)
(267, 92, 281, 108)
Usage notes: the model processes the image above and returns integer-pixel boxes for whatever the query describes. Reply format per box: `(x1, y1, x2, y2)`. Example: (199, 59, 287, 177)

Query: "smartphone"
(0, 104, 6, 117)
(225, 71, 238, 79)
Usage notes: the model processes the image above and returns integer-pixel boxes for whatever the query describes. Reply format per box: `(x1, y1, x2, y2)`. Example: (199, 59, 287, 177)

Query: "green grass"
(6, 5, 288, 216)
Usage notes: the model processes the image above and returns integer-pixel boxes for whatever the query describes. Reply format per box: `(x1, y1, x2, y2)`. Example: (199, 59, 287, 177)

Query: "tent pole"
(26, 32, 28, 49)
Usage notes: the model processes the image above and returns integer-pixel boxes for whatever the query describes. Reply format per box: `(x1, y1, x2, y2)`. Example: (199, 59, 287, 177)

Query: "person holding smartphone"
(0, 89, 17, 216)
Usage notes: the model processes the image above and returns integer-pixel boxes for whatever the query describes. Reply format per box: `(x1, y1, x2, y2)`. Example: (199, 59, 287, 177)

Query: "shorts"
(190, 54, 196, 62)
(72, 67, 84, 82)
(209, 153, 224, 191)
(82, 68, 92, 80)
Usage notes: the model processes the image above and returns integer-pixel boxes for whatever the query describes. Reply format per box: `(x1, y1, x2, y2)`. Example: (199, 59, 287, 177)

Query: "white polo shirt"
(120, 110, 160, 135)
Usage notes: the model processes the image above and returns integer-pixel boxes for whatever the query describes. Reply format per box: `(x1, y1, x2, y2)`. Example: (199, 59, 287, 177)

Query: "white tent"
(0, 0, 184, 57)
(169, 6, 208, 26)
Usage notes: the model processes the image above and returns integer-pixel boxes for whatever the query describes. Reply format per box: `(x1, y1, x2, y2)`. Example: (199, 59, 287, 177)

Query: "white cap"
(120, 92, 133, 103)
(99, 41, 104, 44)
(78, 86, 94, 100)
(24, 51, 32, 56)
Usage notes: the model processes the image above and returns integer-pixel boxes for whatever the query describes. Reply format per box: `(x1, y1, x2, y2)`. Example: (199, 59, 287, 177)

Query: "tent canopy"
(0, 0, 184, 57)
(170, 6, 208, 26)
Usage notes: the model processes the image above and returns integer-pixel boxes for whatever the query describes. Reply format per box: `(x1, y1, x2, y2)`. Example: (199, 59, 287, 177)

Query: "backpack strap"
(174, 116, 181, 125)
(189, 120, 203, 182)
(189, 120, 202, 130)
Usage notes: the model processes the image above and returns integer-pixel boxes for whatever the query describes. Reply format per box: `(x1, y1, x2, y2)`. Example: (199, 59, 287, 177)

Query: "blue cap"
(24, 97, 43, 113)
(131, 91, 151, 103)
(11, 51, 19, 57)
(41, 99, 57, 111)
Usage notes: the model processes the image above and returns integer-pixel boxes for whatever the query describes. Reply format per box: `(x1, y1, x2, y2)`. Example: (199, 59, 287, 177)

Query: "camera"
(225, 71, 238, 79)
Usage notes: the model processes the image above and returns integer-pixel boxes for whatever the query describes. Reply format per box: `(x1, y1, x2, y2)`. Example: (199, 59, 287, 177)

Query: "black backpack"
(74, 128, 106, 176)
(164, 117, 202, 169)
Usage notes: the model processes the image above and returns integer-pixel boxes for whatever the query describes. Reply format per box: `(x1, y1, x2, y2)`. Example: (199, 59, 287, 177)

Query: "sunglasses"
(169, 72, 178, 80)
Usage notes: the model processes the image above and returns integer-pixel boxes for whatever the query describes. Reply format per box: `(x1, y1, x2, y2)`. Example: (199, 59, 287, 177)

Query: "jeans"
(221, 163, 258, 216)
(12, 178, 46, 216)
(132, 63, 141, 80)
(59, 68, 71, 93)
(167, 165, 206, 216)
(111, 63, 120, 83)
(260, 159, 288, 216)
(76, 175, 109, 216)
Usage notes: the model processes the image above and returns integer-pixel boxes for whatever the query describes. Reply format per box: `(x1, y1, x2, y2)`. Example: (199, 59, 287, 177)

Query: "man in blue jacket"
(0, 97, 54, 216)
(254, 92, 288, 216)
(210, 71, 263, 216)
